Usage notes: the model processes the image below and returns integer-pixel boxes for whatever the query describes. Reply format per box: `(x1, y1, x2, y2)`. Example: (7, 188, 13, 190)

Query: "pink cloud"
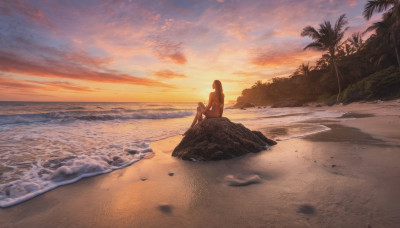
(151, 37, 187, 64)
(0, 0, 53, 28)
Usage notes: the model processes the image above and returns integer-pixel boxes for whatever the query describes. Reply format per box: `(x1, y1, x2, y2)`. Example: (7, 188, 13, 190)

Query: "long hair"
(213, 80, 224, 104)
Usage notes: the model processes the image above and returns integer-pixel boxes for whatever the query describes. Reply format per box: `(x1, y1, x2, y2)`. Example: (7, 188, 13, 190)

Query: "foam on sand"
(262, 123, 332, 141)
(0, 149, 152, 207)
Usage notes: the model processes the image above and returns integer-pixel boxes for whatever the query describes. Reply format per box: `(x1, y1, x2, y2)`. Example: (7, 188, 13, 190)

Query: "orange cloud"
(0, 50, 173, 88)
(63, 51, 113, 66)
(154, 70, 187, 79)
(0, 76, 94, 92)
(233, 71, 268, 77)
(345, 0, 358, 7)
(250, 47, 321, 67)
(25, 80, 95, 92)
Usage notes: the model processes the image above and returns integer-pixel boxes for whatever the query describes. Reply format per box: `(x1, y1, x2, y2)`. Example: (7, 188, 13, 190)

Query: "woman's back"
(209, 92, 224, 118)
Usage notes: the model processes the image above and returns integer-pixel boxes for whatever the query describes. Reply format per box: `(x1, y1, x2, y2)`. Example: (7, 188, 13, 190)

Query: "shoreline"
(1, 100, 400, 227)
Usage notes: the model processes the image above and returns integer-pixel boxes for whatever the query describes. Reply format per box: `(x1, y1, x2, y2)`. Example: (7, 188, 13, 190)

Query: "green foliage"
(235, 2, 400, 106)
(342, 66, 400, 103)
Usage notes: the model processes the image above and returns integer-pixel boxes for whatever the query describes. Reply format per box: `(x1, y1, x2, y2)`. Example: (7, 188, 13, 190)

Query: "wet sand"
(1, 100, 400, 227)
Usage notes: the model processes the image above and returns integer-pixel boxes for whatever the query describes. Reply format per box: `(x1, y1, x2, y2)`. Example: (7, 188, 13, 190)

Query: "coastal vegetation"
(236, 1, 400, 107)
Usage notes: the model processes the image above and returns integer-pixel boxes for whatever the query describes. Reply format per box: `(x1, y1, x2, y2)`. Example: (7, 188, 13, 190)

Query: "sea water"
(0, 102, 344, 207)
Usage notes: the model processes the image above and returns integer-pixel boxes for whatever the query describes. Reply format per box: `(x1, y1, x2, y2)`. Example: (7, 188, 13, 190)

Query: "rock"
(168, 172, 174, 176)
(158, 203, 172, 214)
(172, 117, 276, 161)
(233, 102, 255, 109)
(297, 204, 315, 214)
(223, 174, 262, 186)
(331, 164, 336, 168)
(125, 149, 139, 154)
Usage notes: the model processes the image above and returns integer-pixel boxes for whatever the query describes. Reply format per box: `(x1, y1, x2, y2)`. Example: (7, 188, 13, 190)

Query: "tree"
(301, 14, 349, 102)
(348, 32, 364, 53)
(296, 63, 312, 77)
(337, 33, 364, 56)
(338, 42, 353, 56)
(364, 16, 395, 67)
(363, 0, 400, 67)
(315, 54, 330, 70)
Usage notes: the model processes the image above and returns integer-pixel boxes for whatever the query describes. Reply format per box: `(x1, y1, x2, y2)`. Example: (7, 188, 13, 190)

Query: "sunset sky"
(0, 0, 377, 102)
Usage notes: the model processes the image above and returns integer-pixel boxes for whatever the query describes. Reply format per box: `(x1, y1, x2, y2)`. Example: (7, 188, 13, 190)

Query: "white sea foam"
(0, 148, 152, 207)
(275, 125, 331, 141)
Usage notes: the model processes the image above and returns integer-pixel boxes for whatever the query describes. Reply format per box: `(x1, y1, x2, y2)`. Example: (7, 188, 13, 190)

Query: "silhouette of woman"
(185, 80, 224, 134)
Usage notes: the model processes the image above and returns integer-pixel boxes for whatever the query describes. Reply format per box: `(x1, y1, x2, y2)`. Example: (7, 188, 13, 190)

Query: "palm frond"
(334, 14, 349, 45)
(363, 0, 396, 20)
(335, 14, 349, 35)
(303, 42, 325, 51)
(364, 21, 389, 34)
(301, 26, 321, 40)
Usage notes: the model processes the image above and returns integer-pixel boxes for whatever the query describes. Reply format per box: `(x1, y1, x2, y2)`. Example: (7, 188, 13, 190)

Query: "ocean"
(0, 101, 344, 207)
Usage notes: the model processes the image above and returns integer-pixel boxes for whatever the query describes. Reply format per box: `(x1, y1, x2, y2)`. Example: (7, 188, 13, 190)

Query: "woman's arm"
(203, 92, 214, 114)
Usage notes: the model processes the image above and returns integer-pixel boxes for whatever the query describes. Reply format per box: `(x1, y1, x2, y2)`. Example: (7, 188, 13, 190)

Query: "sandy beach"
(1, 100, 400, 228)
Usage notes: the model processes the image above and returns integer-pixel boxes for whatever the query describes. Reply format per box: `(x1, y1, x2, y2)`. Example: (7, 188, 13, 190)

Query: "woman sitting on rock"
(185, 80, 224, 134)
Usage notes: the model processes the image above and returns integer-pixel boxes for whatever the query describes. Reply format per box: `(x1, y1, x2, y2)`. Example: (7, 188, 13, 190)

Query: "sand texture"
(1, 100, 400, 227)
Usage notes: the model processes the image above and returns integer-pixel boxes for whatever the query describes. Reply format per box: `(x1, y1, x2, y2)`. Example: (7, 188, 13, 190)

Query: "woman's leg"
(185, 103, 205, 135)
(191, 103, 206, 127)
(189, 107, 201, 128)
(197, 102, 206, 122)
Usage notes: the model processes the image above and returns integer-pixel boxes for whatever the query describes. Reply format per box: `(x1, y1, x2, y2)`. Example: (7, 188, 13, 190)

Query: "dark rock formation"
(172, 117, 276, 161)
(233, 102, 255, 109)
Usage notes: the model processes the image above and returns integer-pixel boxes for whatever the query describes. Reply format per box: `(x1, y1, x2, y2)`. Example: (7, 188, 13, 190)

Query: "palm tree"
(364, 15, 394, 66)
(348, 33, 364, 53)
(301, 14, 349, 102)
(300, 63, 311, 77)
(295, 63, 312, 77)
(363, 0, 400, 67)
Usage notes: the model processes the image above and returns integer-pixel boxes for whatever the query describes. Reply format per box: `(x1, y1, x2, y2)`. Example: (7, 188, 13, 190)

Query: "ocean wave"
(0, 147, 153, 208)
(0, 111, 193, 125)
(66, 106, 85, 110)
